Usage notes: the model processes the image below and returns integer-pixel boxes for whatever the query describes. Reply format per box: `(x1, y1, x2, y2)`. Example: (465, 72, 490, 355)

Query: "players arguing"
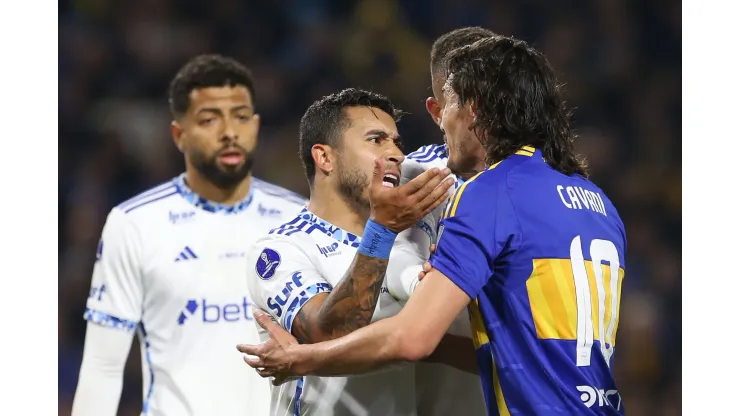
(245, 88, 454, 415)
(72, 54, 307, 416)
(239, 35, 627, 416)
(385, 26, 497, 416)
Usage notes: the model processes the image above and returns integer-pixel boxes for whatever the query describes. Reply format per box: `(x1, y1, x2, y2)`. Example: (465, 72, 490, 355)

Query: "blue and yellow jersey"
(429, 146, 626, 415)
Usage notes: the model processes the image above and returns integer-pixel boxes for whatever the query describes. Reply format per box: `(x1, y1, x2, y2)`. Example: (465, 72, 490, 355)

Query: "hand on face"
(369, 155, 454, 234)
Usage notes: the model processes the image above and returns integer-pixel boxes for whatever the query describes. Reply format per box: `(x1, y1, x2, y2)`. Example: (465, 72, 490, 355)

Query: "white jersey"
(246, 208, 416, 416)
(388, 144, 487, 416)
(83, 174, 306, 416)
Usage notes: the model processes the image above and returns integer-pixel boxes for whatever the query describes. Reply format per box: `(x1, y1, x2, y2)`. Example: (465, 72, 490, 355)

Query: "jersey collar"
(173, 173, 254, 214)
(489, 145, 539, 170)
(298, 207, 362, 248)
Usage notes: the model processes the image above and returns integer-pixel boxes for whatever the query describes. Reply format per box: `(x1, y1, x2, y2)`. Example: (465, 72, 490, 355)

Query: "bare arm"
(291, 253, 390, 343)
(240, 268, 472, 377)
(290, 162, 453, 344)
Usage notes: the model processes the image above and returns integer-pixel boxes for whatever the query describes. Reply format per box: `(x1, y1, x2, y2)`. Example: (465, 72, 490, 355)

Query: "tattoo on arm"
(292, 253, 389, 343)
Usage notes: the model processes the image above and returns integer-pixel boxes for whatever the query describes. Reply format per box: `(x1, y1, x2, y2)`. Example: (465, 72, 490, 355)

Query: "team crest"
(256, 248, 281, 280)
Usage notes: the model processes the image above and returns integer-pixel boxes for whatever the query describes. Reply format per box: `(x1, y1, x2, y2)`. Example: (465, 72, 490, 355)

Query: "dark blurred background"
(58, 0, 681, 414)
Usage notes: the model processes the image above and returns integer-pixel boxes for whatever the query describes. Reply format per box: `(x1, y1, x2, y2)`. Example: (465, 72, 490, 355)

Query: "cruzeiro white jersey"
(84, 173, 306, 416)
(246, 208, 416, 416)
(390, 144, 487, 416)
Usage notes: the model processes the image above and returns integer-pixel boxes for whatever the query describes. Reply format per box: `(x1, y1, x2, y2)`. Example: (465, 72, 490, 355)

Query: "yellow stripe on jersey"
(470, 299, 511, 416)
(515, 145, 535, 157)
(442, 170, 484, 219)
(526, 259, 625, 344)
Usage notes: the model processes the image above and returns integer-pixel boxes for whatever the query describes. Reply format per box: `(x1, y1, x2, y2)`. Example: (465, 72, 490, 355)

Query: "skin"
(425, 72, 486, 180)
(288, 106, 455, 344)
(170, 86, 261, 204)
(236, 89, 479, 381)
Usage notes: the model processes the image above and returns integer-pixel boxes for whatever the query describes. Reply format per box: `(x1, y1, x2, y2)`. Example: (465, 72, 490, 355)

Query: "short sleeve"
(84, 208, 143, 333)
(429, 177, 517, 299)
(245, 236, 332, 334)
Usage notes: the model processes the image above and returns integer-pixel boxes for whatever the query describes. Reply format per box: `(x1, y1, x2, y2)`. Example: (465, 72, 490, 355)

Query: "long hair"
(445, 36, 589, 177)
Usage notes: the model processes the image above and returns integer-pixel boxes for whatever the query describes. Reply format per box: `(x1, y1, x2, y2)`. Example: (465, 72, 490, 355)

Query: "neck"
(307, 181, 367, 236)
(185, 168, 252, 205)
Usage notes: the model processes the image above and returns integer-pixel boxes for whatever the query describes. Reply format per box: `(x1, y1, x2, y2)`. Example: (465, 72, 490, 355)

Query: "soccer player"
(71, 54, 308, 416)
(388, 26, 497, 416)
(244, 88, 454, 415)
(239, 36, 627, 416)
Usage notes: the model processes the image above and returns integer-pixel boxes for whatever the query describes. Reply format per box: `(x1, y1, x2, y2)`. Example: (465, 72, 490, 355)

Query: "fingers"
(418, 261, 433, 280)
(254, 309, 273, 330)
(400, 167, 444, 195)
(253, 310, 295, 344)
(419, 177, 455, 215)
(370, 156, 385, 188)
(237, 343, 261, 356)
(429, 244, 437, 254)
(241, 350, 264, 369)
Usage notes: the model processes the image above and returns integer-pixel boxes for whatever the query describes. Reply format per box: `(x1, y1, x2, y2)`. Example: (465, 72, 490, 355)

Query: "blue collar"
(297, 207, 362, 248)
(173, 173, 254, 214)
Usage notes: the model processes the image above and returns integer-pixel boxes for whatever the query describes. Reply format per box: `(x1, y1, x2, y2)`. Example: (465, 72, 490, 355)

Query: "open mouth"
(382, 172, 400, 188)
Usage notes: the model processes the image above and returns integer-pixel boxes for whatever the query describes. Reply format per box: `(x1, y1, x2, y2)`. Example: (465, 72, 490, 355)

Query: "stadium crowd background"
(58, 0, 681, 414)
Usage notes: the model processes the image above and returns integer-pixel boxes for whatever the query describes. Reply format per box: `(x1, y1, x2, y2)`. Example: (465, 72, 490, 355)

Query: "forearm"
(424, 334, 479, 375)
(314, 253, 389, 339)
(293, 220, 397, 343)
(71, 324, 134, 416)
(292, 315, 418, 377)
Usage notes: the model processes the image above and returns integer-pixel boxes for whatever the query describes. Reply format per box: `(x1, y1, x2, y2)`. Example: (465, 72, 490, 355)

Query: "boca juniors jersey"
(429, 146, 626, 415)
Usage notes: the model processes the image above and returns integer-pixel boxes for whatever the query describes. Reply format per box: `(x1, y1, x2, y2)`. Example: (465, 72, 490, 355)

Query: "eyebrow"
(365, 129, 402, 143)
(196, 104, 252, 115)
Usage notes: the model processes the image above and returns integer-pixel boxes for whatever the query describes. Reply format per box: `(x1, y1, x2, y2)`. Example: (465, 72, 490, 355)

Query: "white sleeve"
(387, 157, 452, 300)
(386, 211, 437, 301)
(71, 324, 135, 416)
(246, 236, 332, 334)
(84, 208, 144, 329)
(72, 208, 143, 415)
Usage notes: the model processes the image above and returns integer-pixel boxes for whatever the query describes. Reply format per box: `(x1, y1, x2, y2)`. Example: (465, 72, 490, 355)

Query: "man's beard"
(336, 160, 370, 215)
(190, 146, 254, 190)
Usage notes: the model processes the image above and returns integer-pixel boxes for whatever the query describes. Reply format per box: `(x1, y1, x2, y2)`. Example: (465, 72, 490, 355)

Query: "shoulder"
(247, 232, 315, 283)
(251, 177, 308, 207)
(115, 177, 181, 221)
(405, 144, 448, 164)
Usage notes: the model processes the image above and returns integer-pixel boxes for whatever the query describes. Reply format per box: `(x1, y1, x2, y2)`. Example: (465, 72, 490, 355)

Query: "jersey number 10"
(569, 235, 620, 368)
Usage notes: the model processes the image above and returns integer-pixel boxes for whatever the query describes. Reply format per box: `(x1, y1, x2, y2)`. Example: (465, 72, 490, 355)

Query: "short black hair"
(299, 88, 403, 185)
(430, 27, 498, 79)
(445, 36, 588, 177)
(168, 54, 256, 118)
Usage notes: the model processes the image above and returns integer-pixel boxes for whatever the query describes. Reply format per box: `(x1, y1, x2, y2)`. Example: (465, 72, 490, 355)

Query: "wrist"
(292, 343, 317, 376)
(358, 219, 398, 259)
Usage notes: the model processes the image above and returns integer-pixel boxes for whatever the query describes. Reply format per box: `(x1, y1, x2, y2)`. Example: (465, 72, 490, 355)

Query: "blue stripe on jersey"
(268, 208, 361, 248)
(174, 174, 256, 214)
(252, 177, 307, 205)
(293, 377, 304, 416)
(406, 144, 448, 163)
(118, 181, 176, 210)
(83, 308, 138, 332)
(138, 324, 155, 415)
(124, 189, 179, 214)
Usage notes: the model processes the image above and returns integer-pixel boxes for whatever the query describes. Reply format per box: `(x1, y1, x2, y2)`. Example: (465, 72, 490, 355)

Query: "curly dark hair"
(445, 36, 588, 177)
(430, 27, 497, 80)
(299, 88, 403, 185)
(168, 54, 256, 118)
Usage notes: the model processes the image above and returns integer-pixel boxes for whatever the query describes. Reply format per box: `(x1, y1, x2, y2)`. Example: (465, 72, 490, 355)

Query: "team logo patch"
(256, 248, 281, 280)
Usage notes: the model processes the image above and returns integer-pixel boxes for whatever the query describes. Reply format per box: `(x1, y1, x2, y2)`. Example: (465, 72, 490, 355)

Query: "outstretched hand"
(369, 156, 454, 233)
(237, 310, 303, 386)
